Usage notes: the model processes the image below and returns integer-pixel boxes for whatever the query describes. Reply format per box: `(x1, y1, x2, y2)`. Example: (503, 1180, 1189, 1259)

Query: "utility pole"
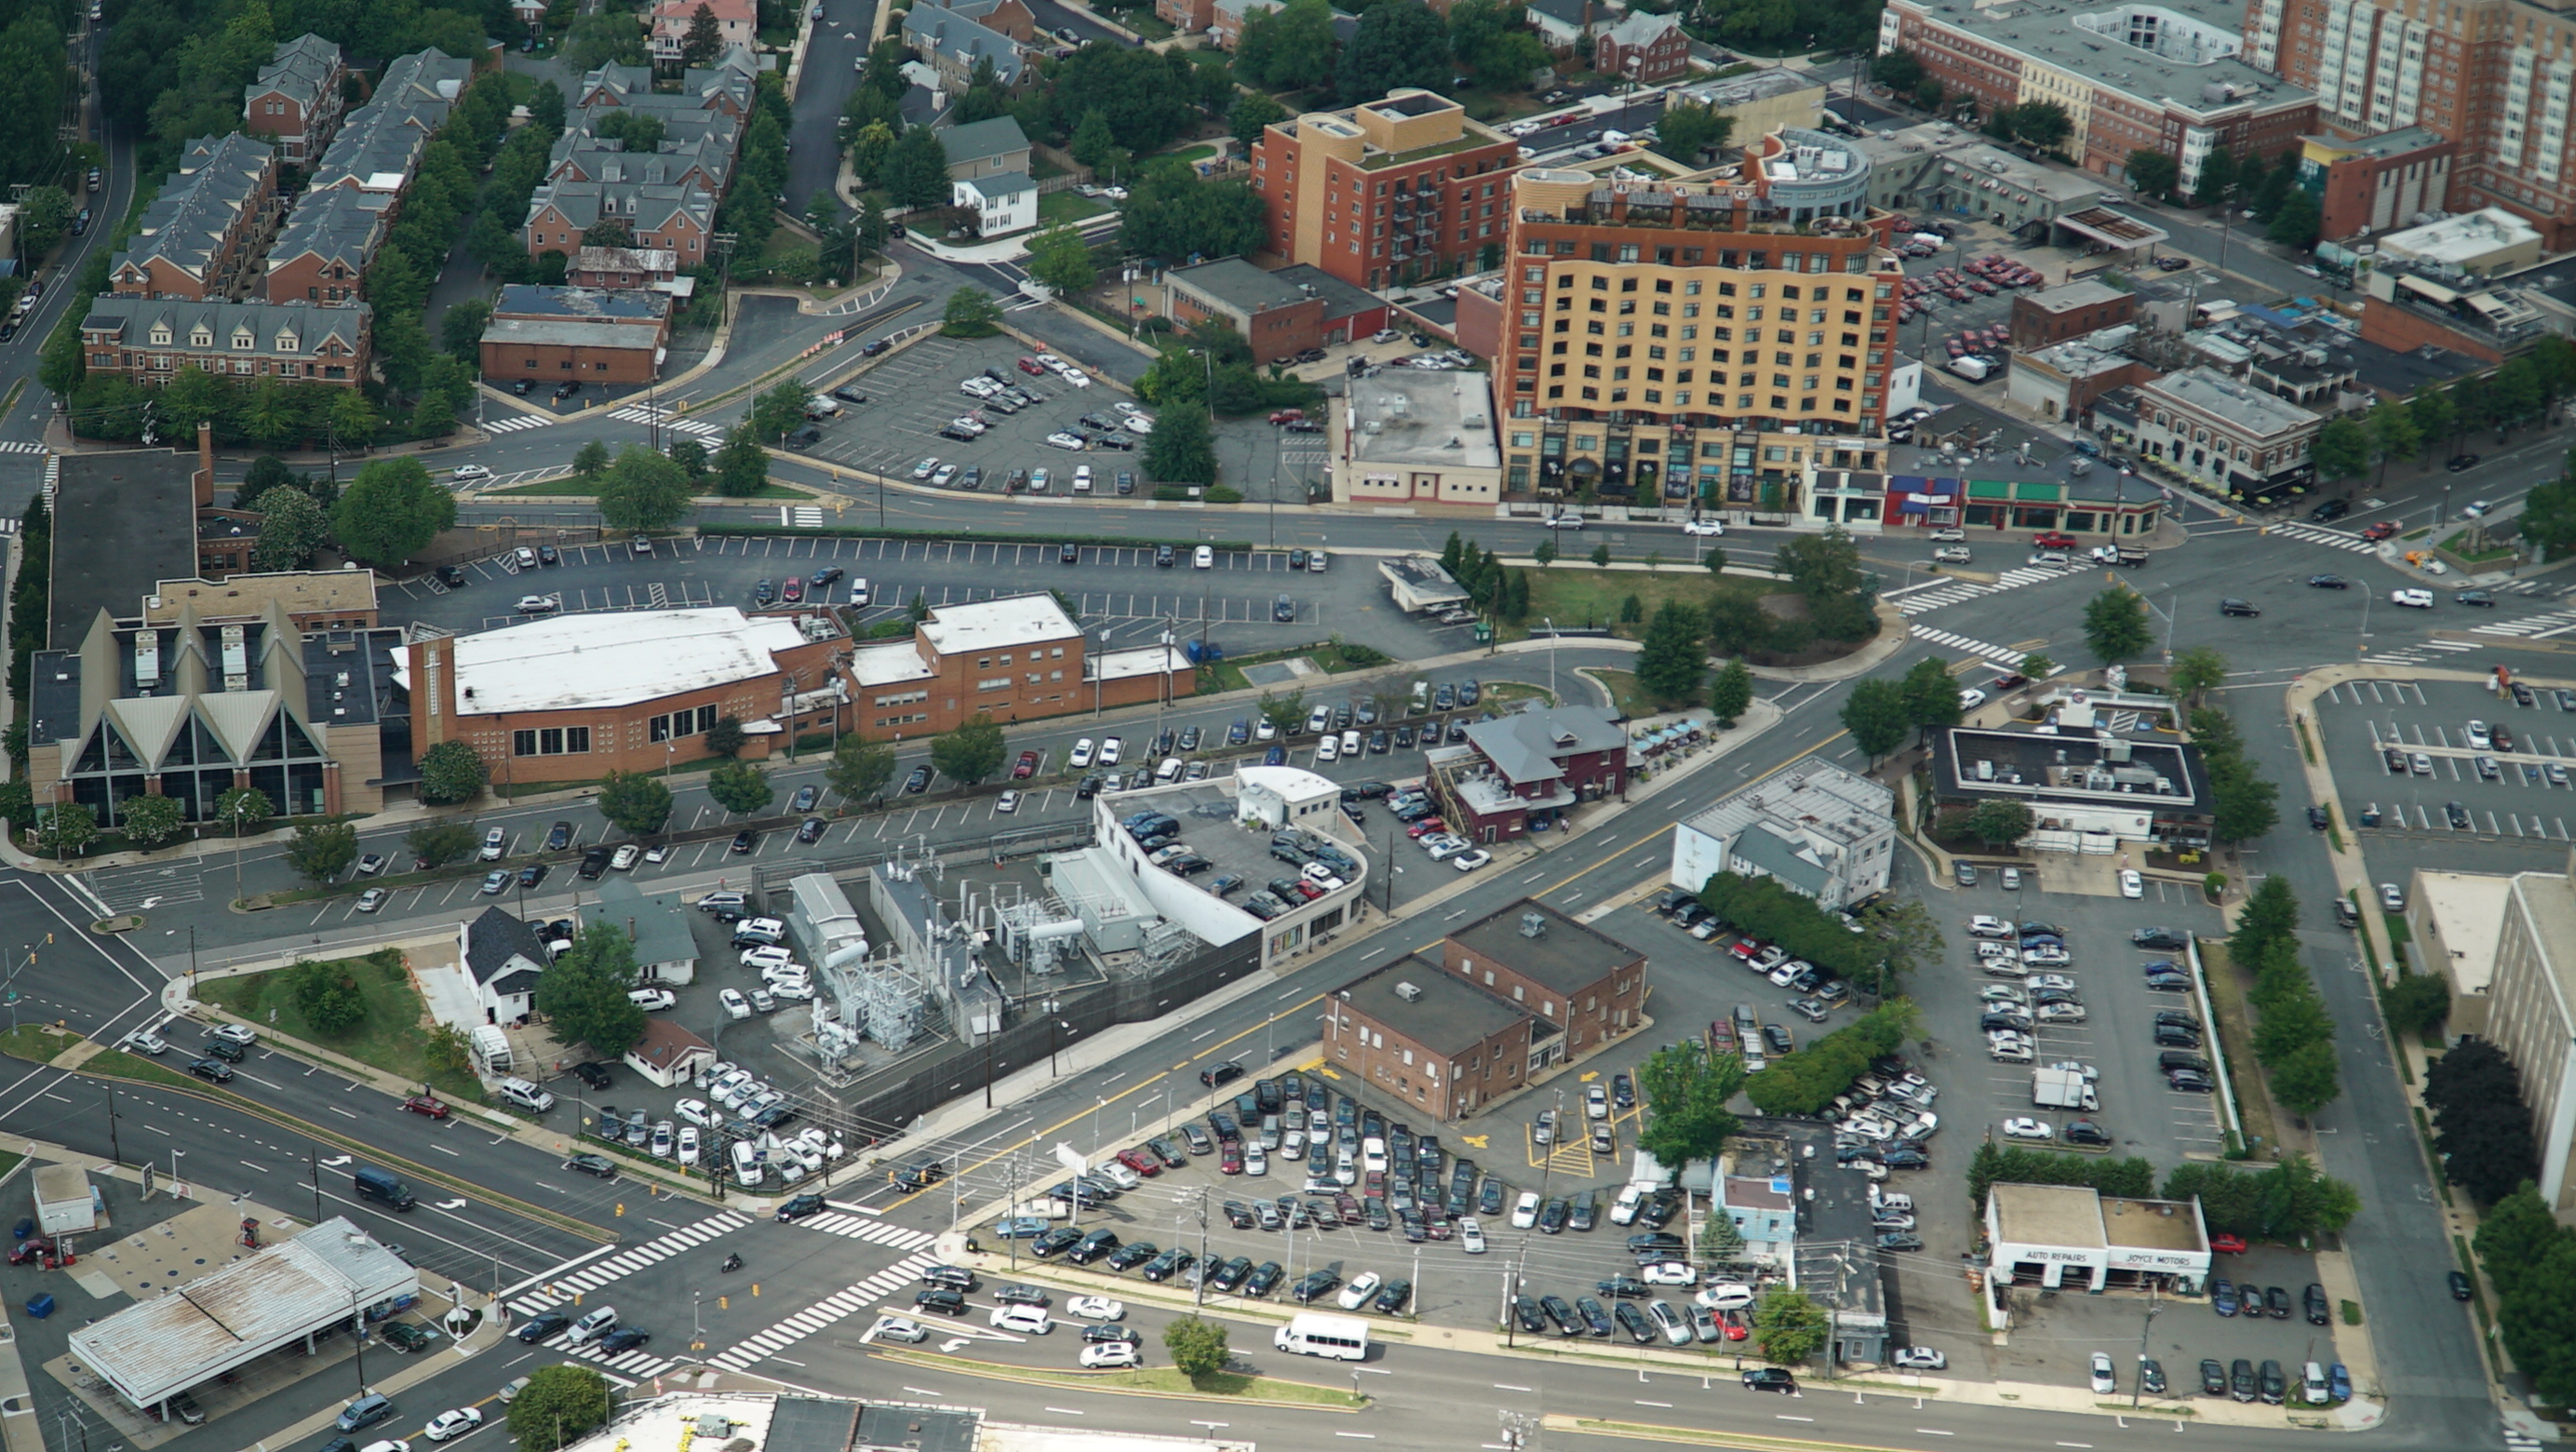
(2131, 1296, 2162, 1407)
(1501, 1249, 1523, 1346)
(105, 1084, 119, 1167)
(1191, 1188, 1211, 1312)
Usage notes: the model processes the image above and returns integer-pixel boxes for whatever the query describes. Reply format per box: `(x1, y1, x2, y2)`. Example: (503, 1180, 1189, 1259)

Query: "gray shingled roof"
(937, 115, 1030, 168)
(904, 3, 1026, 83)
(248, 34, 341, 112)
(80, 296, 370, 356)
(1462, 706, 1627, 786)
(309, 47, 473, 191)
(549, 133, 735, 193)
(115, 133, 275, 288)
(463, 907, 550, 995)
(964, 169, 1031, 198)
(525, 179, 717, 235)
(268, 185, 387, 279)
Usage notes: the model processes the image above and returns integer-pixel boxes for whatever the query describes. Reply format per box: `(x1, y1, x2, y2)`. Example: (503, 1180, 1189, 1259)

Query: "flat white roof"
(918, 593, 1081, 657)
(1238, 764, 1337, 800)
(449, 607, 808, 714)
(847, 638, 936, 688)
(1090, 644, 1187, 682)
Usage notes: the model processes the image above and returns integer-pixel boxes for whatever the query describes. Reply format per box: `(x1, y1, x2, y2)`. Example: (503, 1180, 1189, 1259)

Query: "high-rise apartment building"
(1487, 142, 1904, 500)
(1248, 89, 1522, 291)
(2255, 0, 2576, 246)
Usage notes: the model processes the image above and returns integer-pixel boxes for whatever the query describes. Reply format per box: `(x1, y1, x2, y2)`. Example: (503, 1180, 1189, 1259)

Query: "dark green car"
(379, 1322, 436, 1352)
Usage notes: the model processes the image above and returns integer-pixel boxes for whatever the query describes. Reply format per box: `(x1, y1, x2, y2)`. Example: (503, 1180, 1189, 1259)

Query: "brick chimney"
(195, 420, 215, 508)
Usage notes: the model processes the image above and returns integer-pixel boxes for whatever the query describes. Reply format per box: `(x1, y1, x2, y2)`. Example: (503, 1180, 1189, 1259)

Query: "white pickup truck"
(2391, 587, 2435, 608)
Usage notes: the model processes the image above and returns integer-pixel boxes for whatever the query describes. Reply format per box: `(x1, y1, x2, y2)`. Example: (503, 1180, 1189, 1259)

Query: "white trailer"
(34, 1163, 97, 1234)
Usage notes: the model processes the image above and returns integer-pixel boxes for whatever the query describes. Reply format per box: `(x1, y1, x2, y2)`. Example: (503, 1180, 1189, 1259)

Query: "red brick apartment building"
(1325, 900, 1648, 1121)
(241, 34, 349, 162)
(1877, 0, 2313, 199)
(1250, 89, 1523, 291)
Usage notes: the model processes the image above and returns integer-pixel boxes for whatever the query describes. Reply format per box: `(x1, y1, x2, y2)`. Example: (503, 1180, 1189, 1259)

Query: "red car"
(2361, 520, 2400, 541)
(1114, 1148, 1162, 1177)
(7, 1236, 55, 1265)
(1017, 356, 1048, 375)
(400, 1096, 450, 1120)
(1268, 409, 1305, 424)
(1405, 818, 1446, 839)
(2209, 1233, 2248, 1255)
(1012, 750, 1040, 779)
(1218, 1143, 1244, 1174)
(2033, 531, 2080, 550)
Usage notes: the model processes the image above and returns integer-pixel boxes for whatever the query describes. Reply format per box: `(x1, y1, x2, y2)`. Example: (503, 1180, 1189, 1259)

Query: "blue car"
(2328, 1364, 2351, 1403)
(1263, 746, 1287, 766)
(2211, 1277, 2240, 1317)
(992, 1217, 1053, 1239)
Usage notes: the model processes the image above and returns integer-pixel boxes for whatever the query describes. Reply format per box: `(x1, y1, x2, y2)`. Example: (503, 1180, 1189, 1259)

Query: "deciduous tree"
(1162, 1317, 1229, 1380)
(597, 446, 696, 532)
(2169, 644, 2229, 706)
(1967, 798, 2033, 849)
(119, 794, 186, 849)
(1145, 401, 1216, 484)
(252, 487, 330, 572)
(1634, 1039, 1745, 1173)
(941, 287, 1003, 337)
(826, 735, 898, 803)
(707, 760, 775, 815)
(286, 822, 360, 885)
(407, 821, 479, 868)
(333, 458, 455, 567)
(1632, 601, 1708, 704)
(1899, 654, 1965, 741)
(597, 771, 675, 837)
(1839, 679, 1911, 765)
(1708, 658, 1754, 728)
(2080, 585, 2150, 661)
(417, 740, 490, 806)
(931, 713, 1008, 786)
(1751, 1288, 1830, 1365)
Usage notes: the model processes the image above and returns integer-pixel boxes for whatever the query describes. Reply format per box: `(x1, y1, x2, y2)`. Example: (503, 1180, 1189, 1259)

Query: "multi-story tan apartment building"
(1248, 89, 1523, 291)
(1484, 158, 1905, 498)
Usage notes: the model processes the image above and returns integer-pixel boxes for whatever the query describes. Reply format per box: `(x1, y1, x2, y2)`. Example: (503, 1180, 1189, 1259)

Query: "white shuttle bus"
(1275, 1312, 1369, 1361)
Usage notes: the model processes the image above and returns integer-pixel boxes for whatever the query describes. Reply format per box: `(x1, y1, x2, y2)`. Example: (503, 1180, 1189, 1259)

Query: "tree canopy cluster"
(1742, 1001, 1920, 1117)
(1692, 871, 1941, 1000)
(2227, 872, 2340, 1116)
(2192, 704, 2280, 847)
(2475, 1183, 2576, 1406)
(2424, 1040, 2541, 1206)
(1966, 1142, 2158, 1213)
(1440, 531, 1530, 624)
(1632, 1037, 1745, 1175)
(534, 923, 647, 1060)
(2159, 1155, 2360, 1242)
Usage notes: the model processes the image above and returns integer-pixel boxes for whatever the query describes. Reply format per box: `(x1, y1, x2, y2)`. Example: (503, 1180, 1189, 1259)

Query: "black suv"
(777, 1193, 827, 1222)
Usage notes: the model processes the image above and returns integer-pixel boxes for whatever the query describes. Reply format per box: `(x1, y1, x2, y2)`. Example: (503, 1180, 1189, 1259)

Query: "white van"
(1339, 729, 1362, 757)
(850, 577, 872, 606)
(990, 1303, 1052, 1335)
(731, 1139, 765, 1186)
(1362, 1136, 1388, 1173)
(1872, 1190, 1915, 1215)
(567, 1306, 619, 1345)
(2302, 1362, 2328, 1403)
(1154, 757, 1186, 785)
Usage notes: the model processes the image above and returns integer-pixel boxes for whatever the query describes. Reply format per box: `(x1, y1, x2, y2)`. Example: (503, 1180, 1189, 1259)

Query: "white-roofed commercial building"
(67, 1217, 416, 1417)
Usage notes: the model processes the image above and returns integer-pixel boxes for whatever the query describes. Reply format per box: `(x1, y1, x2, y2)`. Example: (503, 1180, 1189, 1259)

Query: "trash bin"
(25, 1294, 55, 1320)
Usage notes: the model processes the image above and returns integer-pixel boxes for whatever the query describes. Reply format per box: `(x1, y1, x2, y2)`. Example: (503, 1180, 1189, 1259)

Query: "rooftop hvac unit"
(1519, 910, 1547, 938)
(1394, 981, 1423, 1002)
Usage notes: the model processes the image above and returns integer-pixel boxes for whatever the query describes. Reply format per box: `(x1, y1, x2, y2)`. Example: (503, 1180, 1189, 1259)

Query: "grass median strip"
(703, 523, 1256, 551)
(868, 1346, 1363, 1407)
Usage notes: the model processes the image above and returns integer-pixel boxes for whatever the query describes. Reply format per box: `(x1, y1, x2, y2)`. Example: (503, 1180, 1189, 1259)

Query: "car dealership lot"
(2314, 676, 2576, 843)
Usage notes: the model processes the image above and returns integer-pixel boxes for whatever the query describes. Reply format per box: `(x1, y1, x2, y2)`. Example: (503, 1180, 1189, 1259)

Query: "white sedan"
(1098, 736, 1123, 765)
(2023, 975, 2077, 992)
(423, 1408, 484, 1443)
(1510, 1191, 1541, 1229)
(1045, 431, 1088, 450)
(2002, 1117, 2054, 1141)
(1891, 1347, 1947, 1370)
(719, 988, 751, 1019)
(1080, 1341, 1138, 1368)
(450, 464, 492, 483)
(1453, 849, 1492, 872)
(675, 1096, 714, 1126)
(1068, 738, 1096, 767)
(1458, 1217, 1486, 1254)
(2119, 868, 2143, 898)
(1958, 688, 1987, 709)
(1337, 1271, 1384, 1311)
(1681, 518, 1725, 536)
(1067, 1296, 1124, 1321)
(1640, 1261, 1697, 1285)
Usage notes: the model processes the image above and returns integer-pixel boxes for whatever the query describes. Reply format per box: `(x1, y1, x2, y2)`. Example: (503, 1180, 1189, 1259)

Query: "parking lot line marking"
(1774, 1415, 1813, 1422)
(1492, 1384, 1531, 1392)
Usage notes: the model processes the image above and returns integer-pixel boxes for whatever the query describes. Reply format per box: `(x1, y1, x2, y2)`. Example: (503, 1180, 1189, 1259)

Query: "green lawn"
(1040, 191, 1110, 225)
(1166, 143, 1218, 165)
(198, 950, 486, 1103)
(2437, 529, 2516, 562)
(1589, 668, 1660, 718)
(1518, 567, 1759, 641)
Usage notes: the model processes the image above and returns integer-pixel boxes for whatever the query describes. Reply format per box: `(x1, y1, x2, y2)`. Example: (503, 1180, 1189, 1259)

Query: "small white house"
(954, 170, 1035, 238)
(455, 907, 550, 1026)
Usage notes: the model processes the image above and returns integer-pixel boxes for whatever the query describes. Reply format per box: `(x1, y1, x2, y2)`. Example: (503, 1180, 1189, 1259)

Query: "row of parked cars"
(1651, 891, 1858, 1043)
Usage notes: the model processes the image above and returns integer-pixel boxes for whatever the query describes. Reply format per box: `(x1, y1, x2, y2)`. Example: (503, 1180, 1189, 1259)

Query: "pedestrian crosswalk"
(705, 1251, 938, 1372)
(483, 412, 557, 435)
(2362, 638, 2481, 667)
(0, 440, 47, 455)
(505, 1212, 753, 1317)
(2262, 519, 2378, 554)
(793, 1209, 939, 1251)
(1891, 564, 2071, 618)
(1911, 624, 2026, 666)
(2472, 608, 2576, 639)
(609, 403, 726, 440)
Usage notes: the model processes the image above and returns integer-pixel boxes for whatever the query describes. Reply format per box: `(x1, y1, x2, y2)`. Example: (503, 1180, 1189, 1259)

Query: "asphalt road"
(787, 0, 882, 215)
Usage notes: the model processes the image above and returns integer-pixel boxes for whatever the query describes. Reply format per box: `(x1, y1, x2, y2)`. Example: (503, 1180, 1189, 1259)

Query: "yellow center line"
(895, 725, 1852, 1205)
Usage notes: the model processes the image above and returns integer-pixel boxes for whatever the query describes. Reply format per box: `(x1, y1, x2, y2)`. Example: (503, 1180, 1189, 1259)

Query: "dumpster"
(25, 1293, 54, 1319)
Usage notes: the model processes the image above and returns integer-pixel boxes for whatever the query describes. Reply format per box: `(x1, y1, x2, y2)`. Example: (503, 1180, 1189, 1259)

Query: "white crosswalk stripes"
(505, 1212, 753, 1316)
(2261, 519, 2377, 554)
(2472, 608, 2576, 639)
(483, 413, 557, 434)
(1893, 563, 2073, 617)
(793, 1210, 938, 1249)
(0, 440, 48, 454)
(705, 1252, 937, 1371)
(1909, 625, 2025, 665)
(608, 403, 726, 439)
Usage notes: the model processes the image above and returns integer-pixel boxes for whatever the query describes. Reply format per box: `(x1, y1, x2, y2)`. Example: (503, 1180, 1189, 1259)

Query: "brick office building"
(1877, 0, 2314, 198)
(1324, 899, 1648, 1121)
(2009, 280, 2136, 352)
(1488, 163, 1906, 497)
(479, 284, 670, 385)
(842, 592, 1192, 737)
(1249, 88, 1522, 291)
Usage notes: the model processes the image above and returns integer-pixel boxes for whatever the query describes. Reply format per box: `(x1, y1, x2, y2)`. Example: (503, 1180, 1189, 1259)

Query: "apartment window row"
(872, 689, 930, 707)
(873, 712, 930, 728)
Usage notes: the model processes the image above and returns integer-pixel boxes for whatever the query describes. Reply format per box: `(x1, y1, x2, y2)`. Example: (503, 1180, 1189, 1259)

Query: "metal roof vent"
(1394, 981, 1423, 1001)
(1519, 911, 1547, 938)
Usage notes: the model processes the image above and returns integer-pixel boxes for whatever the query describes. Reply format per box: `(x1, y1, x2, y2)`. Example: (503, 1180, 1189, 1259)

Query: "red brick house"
(242, 34, 349, 162)
(1429, 706, 1630, 843)
(1594, 11, 1689, 86)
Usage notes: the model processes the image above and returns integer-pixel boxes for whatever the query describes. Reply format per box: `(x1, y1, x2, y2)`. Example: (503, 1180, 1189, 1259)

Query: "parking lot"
(386, 531, 1476, 659)
(2315, 675, 2576, 844)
